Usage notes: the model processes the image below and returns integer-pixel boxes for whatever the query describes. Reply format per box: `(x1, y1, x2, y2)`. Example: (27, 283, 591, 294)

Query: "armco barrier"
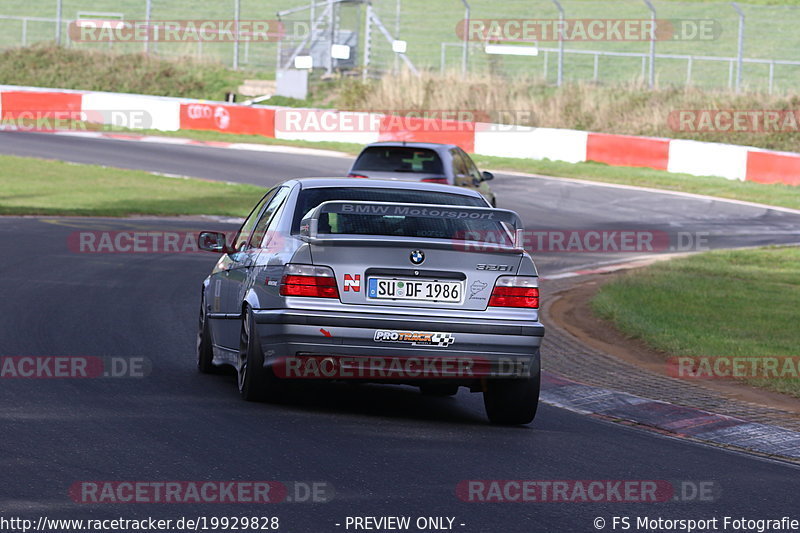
(746, 150, 800, 186)
(586, 132, 670, 170)
(1, 85, 799, 187)
(667, 139, 748, 182)
(83, 92, 181, 132)
(473, 126, 588, 164)
(180, 102, 274, 136)
(273, 109, 381, 145)
(0, 90, 82, 118)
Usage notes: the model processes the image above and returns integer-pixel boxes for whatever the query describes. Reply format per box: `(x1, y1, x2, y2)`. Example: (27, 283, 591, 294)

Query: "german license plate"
(367, 278, 463, 303)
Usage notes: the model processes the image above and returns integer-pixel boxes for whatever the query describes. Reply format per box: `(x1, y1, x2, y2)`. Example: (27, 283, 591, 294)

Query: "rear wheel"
(420, 383, 460, 396)
(197, 294, 219, 374)
(238, 307, 281, 402)
(483, 371, 540, 425)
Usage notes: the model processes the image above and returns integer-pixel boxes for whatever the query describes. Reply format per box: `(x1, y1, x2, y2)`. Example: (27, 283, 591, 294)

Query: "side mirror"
(482, 171, 495, 181)
(198, 231, 229, 253)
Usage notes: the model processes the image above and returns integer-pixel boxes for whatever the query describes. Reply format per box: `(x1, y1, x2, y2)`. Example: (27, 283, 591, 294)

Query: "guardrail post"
(543, 50, 548, 79)
(460, 0, 470, 77)
(55, 0, 62, 45)
(363, 3, 372, 80)
(728, 59, 734, 88)
(233, 0, 240, 69)
(768, 61, 774, 94)
(686, 56, 693, 85)
(550, 0, 564, 86)
(643, 0, 656, 88)
(144, 0, 152, 54)
(731, 2, 745, 93)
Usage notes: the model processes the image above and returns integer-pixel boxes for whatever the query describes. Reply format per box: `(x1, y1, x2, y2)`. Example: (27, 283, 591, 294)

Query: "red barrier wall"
(587, 133, 670, 170)
(1, 91, 82, 118)
(746, 151, 800, 186)
(179, 102, 275, 136)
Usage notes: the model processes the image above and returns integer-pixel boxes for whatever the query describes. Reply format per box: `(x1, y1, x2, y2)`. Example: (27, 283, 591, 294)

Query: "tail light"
(422, 177, 448, 184)
(348, 173, 369, 178)
(279, 264, 339, 298)
(488, 276, 539, 308)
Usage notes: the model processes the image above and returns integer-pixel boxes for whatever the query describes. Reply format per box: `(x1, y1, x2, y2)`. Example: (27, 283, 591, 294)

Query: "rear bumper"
(252, 308, 543, 382)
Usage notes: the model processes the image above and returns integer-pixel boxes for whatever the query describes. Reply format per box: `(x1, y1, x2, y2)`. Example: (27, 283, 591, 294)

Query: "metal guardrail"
(440, 42, 800, 94)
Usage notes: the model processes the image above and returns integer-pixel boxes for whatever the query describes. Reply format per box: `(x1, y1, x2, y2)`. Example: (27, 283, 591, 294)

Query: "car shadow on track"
(206, 371, 495, 426)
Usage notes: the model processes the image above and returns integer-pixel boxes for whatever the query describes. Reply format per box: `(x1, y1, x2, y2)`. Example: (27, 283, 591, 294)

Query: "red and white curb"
(0, 127, 352, 159)
(541, 372, 800, 461)
(540, 254, 690, 281)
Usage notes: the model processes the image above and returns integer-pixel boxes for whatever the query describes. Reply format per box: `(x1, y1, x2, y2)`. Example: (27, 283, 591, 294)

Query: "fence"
(0, 0, 798, 93)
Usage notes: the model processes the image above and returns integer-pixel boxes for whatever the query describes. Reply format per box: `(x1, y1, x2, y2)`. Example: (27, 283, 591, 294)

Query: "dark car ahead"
(347, 142, 497, 206)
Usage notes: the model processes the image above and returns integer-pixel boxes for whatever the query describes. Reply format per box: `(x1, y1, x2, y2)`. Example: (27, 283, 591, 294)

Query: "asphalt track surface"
(1, 131, 799, 531)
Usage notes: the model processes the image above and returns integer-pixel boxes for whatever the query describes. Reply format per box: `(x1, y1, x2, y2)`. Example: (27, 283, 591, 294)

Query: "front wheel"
(483, 371, 540, 425)
(197, 294, 219, 374)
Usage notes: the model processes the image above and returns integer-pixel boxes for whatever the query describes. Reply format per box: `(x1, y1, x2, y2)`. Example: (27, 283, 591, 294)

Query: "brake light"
(348, 173, 369, 178)
(421, 177, 448, 184)
(279, 264, 339, 298)
(488, 276, 539, 308)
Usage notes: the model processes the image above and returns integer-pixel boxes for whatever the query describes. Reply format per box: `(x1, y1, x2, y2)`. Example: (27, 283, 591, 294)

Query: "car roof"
(285, 177, 483, 200)
(361, 141, 457, 151)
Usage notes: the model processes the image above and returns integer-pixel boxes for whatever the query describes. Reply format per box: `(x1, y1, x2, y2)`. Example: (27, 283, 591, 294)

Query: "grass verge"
(470, 155, 800, 212)
(592, 247, 800, 397)
(0, 155, 264, 217)
(0, 44, 254, 101)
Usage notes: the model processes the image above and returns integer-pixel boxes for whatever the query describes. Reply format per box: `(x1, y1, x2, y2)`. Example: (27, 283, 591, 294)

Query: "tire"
(420, 383, 460, 397)
(197, 294, 220, 374)
(483, 371, 540, 425)
(237, 306, 281, 402)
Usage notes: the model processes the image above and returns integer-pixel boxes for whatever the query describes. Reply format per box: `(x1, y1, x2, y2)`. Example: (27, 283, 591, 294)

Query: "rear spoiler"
(299, 200, 525, 248)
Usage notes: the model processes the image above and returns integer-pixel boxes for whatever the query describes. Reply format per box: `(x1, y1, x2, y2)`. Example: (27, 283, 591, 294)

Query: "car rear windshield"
(351, 147, 445, 174)
(293, 187, 511, 244)
(293, 187, 484, 230)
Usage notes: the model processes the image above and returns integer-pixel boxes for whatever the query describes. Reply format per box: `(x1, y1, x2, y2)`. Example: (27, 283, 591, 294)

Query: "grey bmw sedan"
(197, 178, 543, 424)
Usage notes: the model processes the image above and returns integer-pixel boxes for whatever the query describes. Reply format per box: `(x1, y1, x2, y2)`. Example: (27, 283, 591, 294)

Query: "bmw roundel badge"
(410, 250, 425, 265)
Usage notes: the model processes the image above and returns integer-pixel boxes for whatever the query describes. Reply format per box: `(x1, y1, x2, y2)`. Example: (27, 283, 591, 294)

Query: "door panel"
(212, 189, 278, 349)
